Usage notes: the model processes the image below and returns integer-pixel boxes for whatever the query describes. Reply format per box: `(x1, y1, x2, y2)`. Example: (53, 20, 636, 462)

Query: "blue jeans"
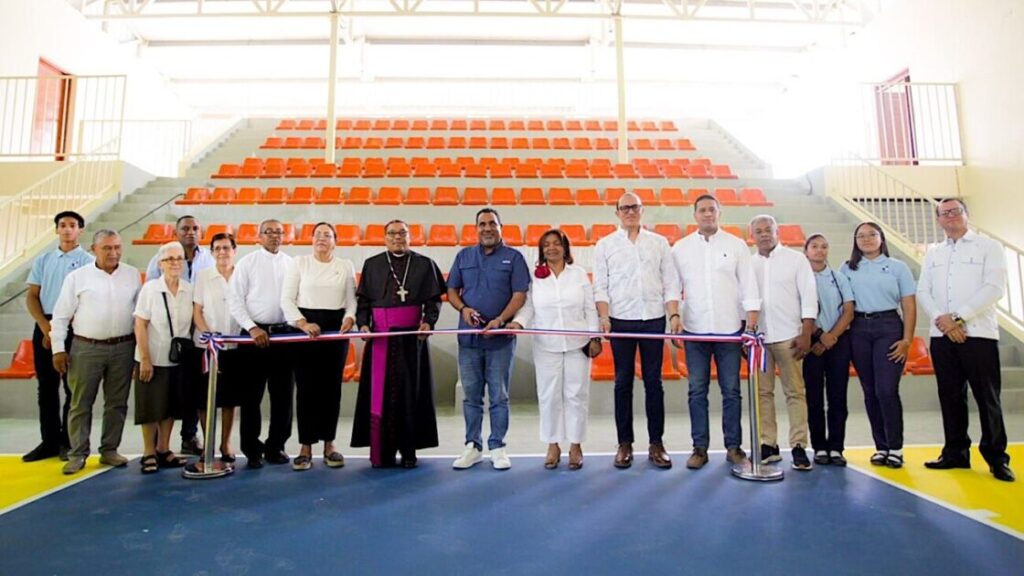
(610, 317, 666, 445)
(850, 316, 904, 451)
(684, 336, 743, 450)
(459, 341, 516, 450)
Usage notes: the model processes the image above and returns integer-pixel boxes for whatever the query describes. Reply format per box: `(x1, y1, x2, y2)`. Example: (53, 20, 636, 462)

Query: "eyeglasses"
(938, 207, 965, 218)
(261, 230, 284, 236)
(161, 256, 186, 263)
(855, 232, 881, 240)
(617, 204, 642, 213)
(386, 230, 409, 238)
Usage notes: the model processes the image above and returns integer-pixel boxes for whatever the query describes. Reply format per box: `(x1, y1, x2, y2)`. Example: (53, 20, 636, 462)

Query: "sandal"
(324, 452, 345, 469)
(830, 452, 848, 467)
(886, 453, 904, 469)
(568, 445, 584, 471)
(292, 455, 313, 471)
(544, 445, 561, 470)
(870, 451, 888, 466)
(156, 450, 187, 469)
(140, 454, 159, 474)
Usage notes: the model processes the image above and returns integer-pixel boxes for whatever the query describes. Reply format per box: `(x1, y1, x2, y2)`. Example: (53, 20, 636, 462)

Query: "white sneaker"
(452, 443, 483, 469)
(490, 447, 511, 470)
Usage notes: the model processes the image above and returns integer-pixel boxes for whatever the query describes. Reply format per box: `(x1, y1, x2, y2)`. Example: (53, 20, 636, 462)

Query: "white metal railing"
(837, 82, 963, 166)
(829, 156, 1024, 339)
(0, 139, 121, 271)
(0, 75, 126, 160)
(78, 116, 238, 177)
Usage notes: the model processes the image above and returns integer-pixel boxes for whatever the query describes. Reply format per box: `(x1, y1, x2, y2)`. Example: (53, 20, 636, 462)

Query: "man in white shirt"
(917, 198, 1014, 482)
(228, 219, 296, 469)
(145, 215, 215, 457)
(50, 230, 141, 475)
(749, 215, 817, 471)
(672, 194, 760, 470)
(594, 192, 682, 469)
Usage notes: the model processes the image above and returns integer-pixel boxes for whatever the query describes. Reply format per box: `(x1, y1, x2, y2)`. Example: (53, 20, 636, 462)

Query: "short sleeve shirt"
(840, 255, 916, 313)
(814, 267, 854, 331)
(447, 243, 530, 349)
(27, 246, 94, 314)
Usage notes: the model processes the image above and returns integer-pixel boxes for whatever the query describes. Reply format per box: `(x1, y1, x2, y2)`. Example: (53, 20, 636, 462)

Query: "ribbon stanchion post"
(731, 334, 783, 482)
(183, 334, 234, 480)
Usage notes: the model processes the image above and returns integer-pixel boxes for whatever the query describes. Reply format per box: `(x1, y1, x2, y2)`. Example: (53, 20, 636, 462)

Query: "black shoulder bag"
(162, 292, 195, 364)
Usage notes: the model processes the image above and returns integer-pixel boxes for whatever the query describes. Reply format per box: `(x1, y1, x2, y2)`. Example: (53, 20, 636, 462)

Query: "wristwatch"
(951, 314, 965, 326)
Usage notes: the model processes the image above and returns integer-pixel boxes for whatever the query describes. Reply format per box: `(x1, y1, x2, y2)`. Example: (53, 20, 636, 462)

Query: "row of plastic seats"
(262, 136, 696, 152)
(2, 335, 936, 381)
(179, 186, 771, 207)
(277, 118, 678, 132)
(213, 157, 736, 179)
(134, 221, 807, 248)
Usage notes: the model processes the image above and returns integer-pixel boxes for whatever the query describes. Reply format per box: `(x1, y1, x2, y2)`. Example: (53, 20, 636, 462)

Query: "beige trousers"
(757, 340, 809, 448)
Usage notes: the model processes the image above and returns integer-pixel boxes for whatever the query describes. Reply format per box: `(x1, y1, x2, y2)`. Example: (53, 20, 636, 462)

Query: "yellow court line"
(0, 455, 114, 516)
(845, 444, 1024, 539)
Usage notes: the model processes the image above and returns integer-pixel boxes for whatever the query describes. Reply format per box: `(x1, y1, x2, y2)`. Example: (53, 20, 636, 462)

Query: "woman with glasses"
(803, 234, 855, 466)
(133, 241, 194, 474)
(508, 229, 601, 470)
(192, 232, 241, 462)
(840, 223, 917, 468)
(281, 222, 357, 471)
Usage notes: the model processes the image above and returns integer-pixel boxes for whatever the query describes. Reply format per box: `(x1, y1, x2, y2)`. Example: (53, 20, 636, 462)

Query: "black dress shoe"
(22, 442, 60, 462)
(265, 450, 290, 465)
(246, 455, 264, 469)
(924, 455, 971, 470)
(401, 456, 418, 469)
(991, 463, 1016, 482)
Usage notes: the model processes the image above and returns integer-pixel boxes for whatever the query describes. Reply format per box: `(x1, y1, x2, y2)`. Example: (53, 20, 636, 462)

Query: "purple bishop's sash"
(370, 305, 422, 466)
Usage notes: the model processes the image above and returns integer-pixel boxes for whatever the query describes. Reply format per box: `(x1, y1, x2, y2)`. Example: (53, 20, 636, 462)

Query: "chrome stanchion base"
(182, 459, 234, 480)
(730, 459, 784, 482)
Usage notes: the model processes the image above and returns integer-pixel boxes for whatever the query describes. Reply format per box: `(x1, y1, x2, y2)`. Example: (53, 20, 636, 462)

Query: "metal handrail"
(829, 154, 1024, 340)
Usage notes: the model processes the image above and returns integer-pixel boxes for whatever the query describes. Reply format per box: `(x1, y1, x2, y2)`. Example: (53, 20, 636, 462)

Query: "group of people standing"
(19, 194, 1014, 482)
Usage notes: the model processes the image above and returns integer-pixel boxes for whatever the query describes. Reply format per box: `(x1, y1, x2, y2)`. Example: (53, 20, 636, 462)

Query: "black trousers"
(294, 308, 348, 445)
(32, 317, 73, 448)
(803, 332, 851, 453)
(239, 324, 296, 458)
(610, 317, 666, 445)
(930, 336, 1009, 466)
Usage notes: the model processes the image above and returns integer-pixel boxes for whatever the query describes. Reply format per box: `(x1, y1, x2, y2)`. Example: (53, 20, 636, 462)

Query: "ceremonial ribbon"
(198, 327, 769, 373)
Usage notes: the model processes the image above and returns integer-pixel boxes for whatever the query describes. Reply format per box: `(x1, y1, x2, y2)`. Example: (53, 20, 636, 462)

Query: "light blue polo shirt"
(27, 246, 95, 314)
(840, 255, 916, 313)
(814, 267, 854, 331)
(448, 242, 531, 349)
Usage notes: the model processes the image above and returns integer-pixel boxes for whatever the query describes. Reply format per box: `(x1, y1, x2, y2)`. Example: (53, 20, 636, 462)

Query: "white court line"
(845, 461, 1024, 543)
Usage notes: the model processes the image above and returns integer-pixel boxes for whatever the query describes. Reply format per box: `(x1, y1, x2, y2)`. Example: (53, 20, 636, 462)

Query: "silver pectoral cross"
(397, 286, 408, 302)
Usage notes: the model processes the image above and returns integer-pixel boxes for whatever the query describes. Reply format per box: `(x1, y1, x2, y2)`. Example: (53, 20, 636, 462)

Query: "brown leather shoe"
(614, 443, 633, 469)
(568, 443, 584, 470)
(727, 447, 748, 464)
(649, 443, 673, 469)
(686, 447, 708, 469)
(544, 444, 561, 470)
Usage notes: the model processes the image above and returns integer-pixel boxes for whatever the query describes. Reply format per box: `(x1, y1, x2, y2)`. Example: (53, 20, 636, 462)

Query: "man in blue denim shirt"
(447, 208, 530, 470)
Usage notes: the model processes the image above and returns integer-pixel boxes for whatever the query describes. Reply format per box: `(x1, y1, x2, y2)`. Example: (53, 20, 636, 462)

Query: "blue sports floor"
(2, 455, 1023, 575)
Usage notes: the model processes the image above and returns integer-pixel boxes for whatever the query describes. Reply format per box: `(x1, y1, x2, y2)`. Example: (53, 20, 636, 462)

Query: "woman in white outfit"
(509, 229, 601, 470)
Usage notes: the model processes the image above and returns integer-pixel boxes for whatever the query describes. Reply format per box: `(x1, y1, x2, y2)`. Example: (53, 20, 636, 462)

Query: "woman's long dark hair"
(536, 229, 573, 266)
(847, 222, 889, 271)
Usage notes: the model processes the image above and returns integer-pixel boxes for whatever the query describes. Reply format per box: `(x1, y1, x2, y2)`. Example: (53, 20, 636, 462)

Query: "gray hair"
(156, 241, 185, 260)
(748, 214, 778, 230)
(617, 191, 642, 209)
(91, 229, 120, 245)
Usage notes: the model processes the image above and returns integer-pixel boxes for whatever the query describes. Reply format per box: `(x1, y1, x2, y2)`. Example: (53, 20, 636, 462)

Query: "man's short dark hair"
(176, 215, 198, 227)
(54, 211, 84, 228)
(476, 207, 502, 226)
(935, 198, 968, 216)
(692, 194, 720, 211)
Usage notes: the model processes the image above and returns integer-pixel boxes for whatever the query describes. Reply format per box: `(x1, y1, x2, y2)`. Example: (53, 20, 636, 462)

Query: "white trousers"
(534, 347, 591, 444)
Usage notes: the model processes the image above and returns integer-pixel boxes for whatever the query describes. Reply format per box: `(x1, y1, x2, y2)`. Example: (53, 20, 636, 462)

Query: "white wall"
(792, 0, 1024, 244)
(0, 0, 192, 122)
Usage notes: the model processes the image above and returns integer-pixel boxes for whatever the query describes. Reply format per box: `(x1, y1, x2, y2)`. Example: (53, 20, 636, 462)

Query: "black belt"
(255, 322, 294, 334)
(74, 334, 135, 345)
(854, 310, 900, 319)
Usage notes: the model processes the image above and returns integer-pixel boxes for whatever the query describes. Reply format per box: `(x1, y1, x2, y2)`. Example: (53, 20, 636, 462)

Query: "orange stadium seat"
(213, 164, 241, 178)
(502, 225, 524, 246)
(297, 120, 315, 130)
(429, 119, 447, 130)
(525, 225, 551, 246)
(363, 224, 387, 246)
(259, 187, 287, 204)
(566, 120, 582, 131)
(591, 224, 617, 243)
(633, 188, 659, 206)
(346, 187, 372, 204)
(779, 225, 807, 247)
(653, 224, 683, 246)
(591, 345, 616, 381)
(434, 187, 459, 205)
(316, 186, 343, 204)
(604, 188, 626, 206)
(288, 186, 316, 204)
(207, 187, 237, 204)
(236, 223, 259, 245)
(739, 188, 772, 206)
(335, 224, 361, 246)
(463, 187, 488, 205)
(375, 186, 403, 205)
(262, 137, 283, 149)
(405, 187, 430, 205)
(459, 224, 478, 246)
(295, 223, 316, 246)
(511, 137, 529, 150)
(711, 165, 737, 179)
(428, 224, 458, 247)
(574, 188, 600, 206)
(906, 337, 935, 375)
(179, 187, 209, 205)
(277, 119, 296, 130)
(687, 164, 711, 178)
(714, 188, 741, 206)
(561, 224, 591, 247)
(660, 187, 686, 206)
(201, 224, 234, 246)
(508, 120, 526, 131)
(687, 188, 711, 204)
(520, 188, 545, 205)
(234, 187, 260, 204)
(0, 340, 35, 379)
(405, 137, 425, 149)
(134, 223, 175, 245)
(675, 138, 695, 150)
(393, 119, 410, 130)
(492, 187, 517, 205)
(548, 187, 574, 205)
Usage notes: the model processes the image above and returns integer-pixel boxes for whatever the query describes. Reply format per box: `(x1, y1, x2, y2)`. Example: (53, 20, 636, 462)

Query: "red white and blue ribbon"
(198, 331, 225, 374)
(198, 327, 769, 373)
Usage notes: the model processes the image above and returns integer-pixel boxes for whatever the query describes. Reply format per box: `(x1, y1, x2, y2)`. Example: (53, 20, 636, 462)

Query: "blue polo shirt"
(448, 242, 531, 349)
(840, 255, 916, 313)
(26, 246, 95, 314)
(814, 266, 854, 331)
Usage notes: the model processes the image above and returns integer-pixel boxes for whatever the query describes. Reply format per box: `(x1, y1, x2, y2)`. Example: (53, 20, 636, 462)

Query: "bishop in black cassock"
(351, 221, 446, 467)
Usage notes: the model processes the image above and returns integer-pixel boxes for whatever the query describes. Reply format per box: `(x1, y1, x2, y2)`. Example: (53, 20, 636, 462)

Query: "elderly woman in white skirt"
(134, 241, 194, 474)
(508, 229, 601, 470)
